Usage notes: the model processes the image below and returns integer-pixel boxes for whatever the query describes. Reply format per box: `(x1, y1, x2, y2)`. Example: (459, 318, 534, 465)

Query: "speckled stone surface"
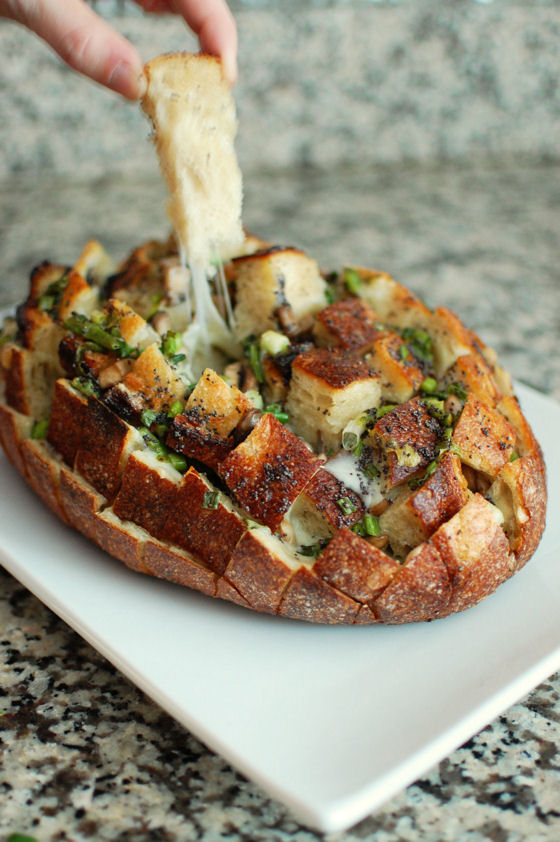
(1, 0, 560, 178)
(0, 160, 559, 840)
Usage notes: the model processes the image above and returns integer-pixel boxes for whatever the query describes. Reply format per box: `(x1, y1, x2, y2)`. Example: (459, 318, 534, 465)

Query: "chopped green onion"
(260, 330, 290, 356)
(161, 330, 182, 358)
(420, 377, 438, 394)
(300, 542, 323, 558)
(264, 404, 289, 424)
(30, 419, 49, 440)
(203, 490, 220, 509)
(38, 293, 55, 312)
(351, 521, 367, 537)
(170, 353, 187, 365)
(71, 376, 100, 397)
(510, 451, 520, 462)
(363, 514, 381, 536)
(353, 438, 364, 458)
(168, 452, 187, 473)
(324, 287, 335, 305)
(167, 400, 183, 419)
(243, 336, 264, 384)
(7, 834, 40, 842)
(343, 267, 362, 295)
(363, 462, 380, 480)
(446, 382, 468, 401)
(139, 426, 167, 459)
(376, 404, 397, 419)
(146, 293, 163, 321)
(337, 496, 359, 515)
(141, 409, 158, 427)
(399, 345, 410, 361)
(155, 423, 169, 440)
(401, 327, 433, 365)
(341, 413, 367, 451)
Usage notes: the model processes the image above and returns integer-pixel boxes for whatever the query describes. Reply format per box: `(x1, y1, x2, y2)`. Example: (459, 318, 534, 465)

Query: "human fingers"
(143, 0, 238, 84)
(5, 0, 145, 99)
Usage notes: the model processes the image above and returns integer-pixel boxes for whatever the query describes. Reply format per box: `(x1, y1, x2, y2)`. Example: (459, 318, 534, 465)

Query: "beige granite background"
(1, 0, 559, 180)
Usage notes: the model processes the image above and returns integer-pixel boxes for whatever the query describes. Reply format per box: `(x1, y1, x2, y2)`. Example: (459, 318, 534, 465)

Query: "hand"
(1, 0, 238, 99)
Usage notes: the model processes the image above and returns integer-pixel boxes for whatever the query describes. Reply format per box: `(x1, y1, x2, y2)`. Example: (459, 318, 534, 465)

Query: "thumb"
(9, 0, 145, 99)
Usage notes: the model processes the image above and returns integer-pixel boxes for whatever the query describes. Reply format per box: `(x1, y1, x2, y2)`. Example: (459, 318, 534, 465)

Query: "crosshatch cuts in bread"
(0, 53, 546, 625)
(0, 238, 547, 624)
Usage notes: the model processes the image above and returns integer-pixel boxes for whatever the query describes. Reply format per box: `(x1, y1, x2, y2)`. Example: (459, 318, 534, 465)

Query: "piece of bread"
(141, 53, 244, 269)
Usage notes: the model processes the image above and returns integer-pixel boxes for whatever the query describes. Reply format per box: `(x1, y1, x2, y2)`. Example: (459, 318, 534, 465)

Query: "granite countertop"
(1, 161, 559, 840)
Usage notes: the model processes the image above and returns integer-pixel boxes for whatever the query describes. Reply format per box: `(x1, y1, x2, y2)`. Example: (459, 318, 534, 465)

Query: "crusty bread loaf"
(0, 232, 547, 625)
(141, 53, 244, 269)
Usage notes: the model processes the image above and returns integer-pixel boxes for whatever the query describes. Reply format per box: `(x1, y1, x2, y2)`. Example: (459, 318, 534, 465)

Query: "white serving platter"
(1, 381, 559, 833)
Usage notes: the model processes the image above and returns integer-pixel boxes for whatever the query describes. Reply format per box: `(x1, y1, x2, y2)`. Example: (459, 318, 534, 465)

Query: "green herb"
(401, 327, 433, 365)
(363, 462, 380, 480)
(337, 496, 359, 515)
(65, 313, 137, 359)
(343, 267, 362, 295)
(161, 331, 183, 358)
(141, 409, 158, 427)
(300, 542, 323, 558)
(168, 452, 187, 473)
(446, 382, 468, 401)
(8, 834, 40, 842)
(243, 336, 264, 384)
(167, 400, 183, 419)
(420, 377, 438, 394)
(376, 404, 398, 419)
(263, 404, 289, 424)
(363, 514, 381, 536)
(203, 491, 220, 509)
(30, 419, 49, 440)
(71, 376, 100, 398)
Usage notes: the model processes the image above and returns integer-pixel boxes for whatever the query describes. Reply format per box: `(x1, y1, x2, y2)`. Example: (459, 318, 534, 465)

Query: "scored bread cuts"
(0, 54, 547, 625)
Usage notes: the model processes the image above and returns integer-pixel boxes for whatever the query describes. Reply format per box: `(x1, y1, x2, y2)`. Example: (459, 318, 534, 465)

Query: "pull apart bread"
(0, 55, 547, 624)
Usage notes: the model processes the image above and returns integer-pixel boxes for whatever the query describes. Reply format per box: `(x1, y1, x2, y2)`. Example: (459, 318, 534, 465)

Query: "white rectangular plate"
(1, 381, 559, 833)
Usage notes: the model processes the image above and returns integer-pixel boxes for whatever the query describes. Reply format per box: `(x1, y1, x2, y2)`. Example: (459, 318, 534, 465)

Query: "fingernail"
(221, 50, 238, 86)
(137, 72, 148, 99)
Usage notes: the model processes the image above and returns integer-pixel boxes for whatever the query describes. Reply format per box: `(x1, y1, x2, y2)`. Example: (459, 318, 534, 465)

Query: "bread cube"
(233, 247, 327, 340)
(220, 412, 320, 529)
(222, 527, 302, 614)
(112, 449, 182, 541)
(74, 398, 145, 499)
(286, 348, 382, 451)
(2, 344, 61, 419)
(123, 343, 186, 411)
(278, 565, 361, 624)
(17, 307, 65, 358)
(144, 539, 217, 595)
(353, 267, 432, 330)
(314, 526, 400, 604)
(57, 269, 99, 322)
(47, 378, 89, 466)
(313, 297, 381, 352)
(379, 452, 469, 557)
(430, 493, 513, 613)
(488, 454, 547, 567)
(287, 468, 365, 542)
(452, 395, 515, 477)
(27, 262, 68, 302)
(186, 368, 252, 437)
(160, 466, 247, 574)
(167, 411, 235, 472)
(372, 542, 452, 624)
(428, 307, 476, 376)
(366, 331, 425, 402)
(441, 352, 500, 407)
(369, 397, 441, 486)
(0, 399, 33, 475)
(73, 240, 116, 285)
(104, 298, 160, 350)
